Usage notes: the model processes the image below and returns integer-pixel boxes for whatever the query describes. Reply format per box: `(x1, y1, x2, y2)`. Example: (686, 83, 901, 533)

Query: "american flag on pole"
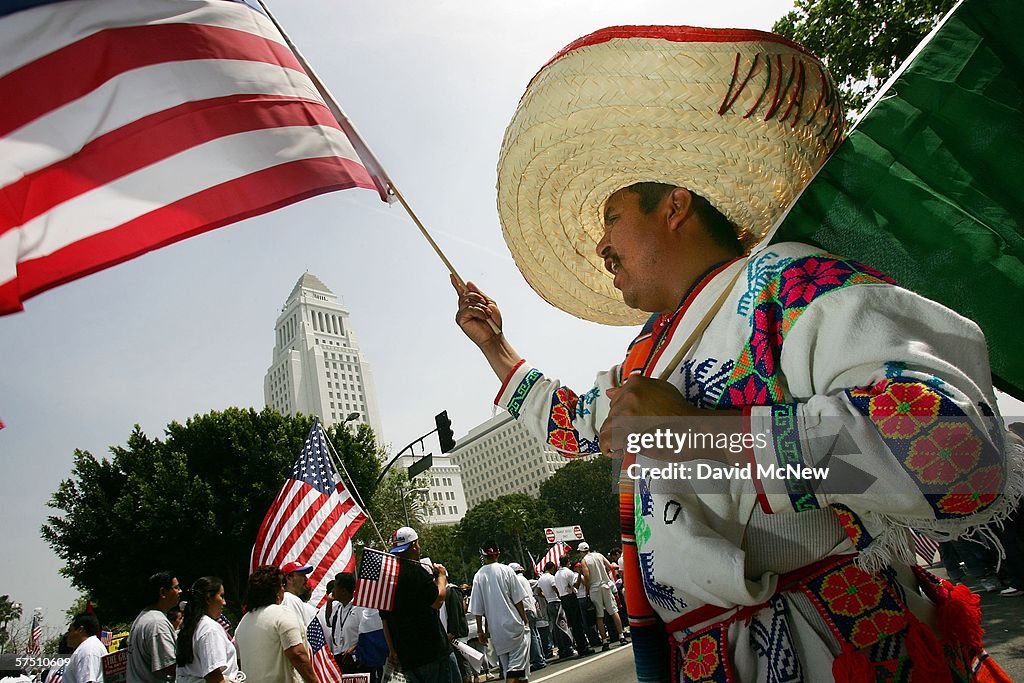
(533, 541, 570, 577)
(27, 609, 42, 655)
(352, 549, 400, 611)
(250, 419, 367, 607)
(0, 0, 390, 315)
(307, 612, 345, 683)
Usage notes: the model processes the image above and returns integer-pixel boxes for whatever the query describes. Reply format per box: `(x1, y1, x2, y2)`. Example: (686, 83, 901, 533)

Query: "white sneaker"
(999, 586, 1023, 596)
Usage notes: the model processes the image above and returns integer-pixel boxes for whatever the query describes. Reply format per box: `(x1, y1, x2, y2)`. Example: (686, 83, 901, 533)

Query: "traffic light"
(435, 411, 456, 453)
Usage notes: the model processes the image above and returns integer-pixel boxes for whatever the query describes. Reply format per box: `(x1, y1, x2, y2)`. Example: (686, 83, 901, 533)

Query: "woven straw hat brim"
(498, 27, 842, 325)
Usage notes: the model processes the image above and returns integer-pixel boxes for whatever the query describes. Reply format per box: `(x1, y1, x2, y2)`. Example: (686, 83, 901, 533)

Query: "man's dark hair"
(559, 555, 571, 568)
(145, 571, 176, 604)
(70, 614, 100, 636)
(246, 565, 284, 610)
(326, 579, 336, 594)
(544, 561, 557, 573)
(624, 182, 743, 254)
(335, 572, 356, 594)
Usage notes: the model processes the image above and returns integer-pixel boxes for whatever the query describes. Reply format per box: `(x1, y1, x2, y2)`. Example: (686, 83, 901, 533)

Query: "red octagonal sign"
(544, 527, 556, 543)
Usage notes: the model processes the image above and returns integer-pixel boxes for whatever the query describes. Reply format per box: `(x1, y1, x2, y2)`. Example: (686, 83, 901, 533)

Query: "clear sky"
(2, 0, 1021, 638)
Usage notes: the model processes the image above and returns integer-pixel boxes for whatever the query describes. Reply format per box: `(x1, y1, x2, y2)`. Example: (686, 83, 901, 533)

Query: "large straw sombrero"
(497, 26, 844, 325)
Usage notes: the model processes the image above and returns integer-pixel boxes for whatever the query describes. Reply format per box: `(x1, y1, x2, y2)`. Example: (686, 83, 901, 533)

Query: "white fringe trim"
(854, 438, 1024, 573)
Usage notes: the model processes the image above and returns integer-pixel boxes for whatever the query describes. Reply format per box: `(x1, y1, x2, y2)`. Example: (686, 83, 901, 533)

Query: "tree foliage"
(539, 457, 619, 555)
(0, 595, 23, 653)
(355, 469, 430, 551)
(42, 408, 381, 625)
(458, 493, 553, 569)
(773, 0, 956, 114)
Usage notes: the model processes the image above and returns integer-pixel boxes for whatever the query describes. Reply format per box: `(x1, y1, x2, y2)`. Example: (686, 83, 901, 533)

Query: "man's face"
(596, 188, 668, 312)
(65, 625, 88, 649)
(159, 577, 182, 610)
(334, 584, 353, 605)
(285, 571, 307, 594)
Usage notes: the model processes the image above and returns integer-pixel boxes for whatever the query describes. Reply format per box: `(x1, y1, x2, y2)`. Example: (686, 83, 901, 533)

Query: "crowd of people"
(40, 527, 630, 683)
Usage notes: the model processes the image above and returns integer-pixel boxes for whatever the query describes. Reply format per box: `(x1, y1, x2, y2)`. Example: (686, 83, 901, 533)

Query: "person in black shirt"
(379, 527, 460, 683)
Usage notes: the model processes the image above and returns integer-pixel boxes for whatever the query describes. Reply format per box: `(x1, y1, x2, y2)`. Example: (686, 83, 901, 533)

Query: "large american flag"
(352, 549, 400, 611)
(307, 611, 345, 683)
(0, 0, 390, 315)
(250, 419, 367, 607)
(533, 541, 570, 577)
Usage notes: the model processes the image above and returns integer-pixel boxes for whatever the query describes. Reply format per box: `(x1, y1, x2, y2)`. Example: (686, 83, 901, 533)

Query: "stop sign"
(573, 525, 583, 539)
(544, 527, 556, 543)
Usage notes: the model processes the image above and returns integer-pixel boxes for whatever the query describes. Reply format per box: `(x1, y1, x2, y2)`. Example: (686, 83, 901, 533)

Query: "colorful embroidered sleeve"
(744, 281, 1022, 562)
(494, 359, 613, 457)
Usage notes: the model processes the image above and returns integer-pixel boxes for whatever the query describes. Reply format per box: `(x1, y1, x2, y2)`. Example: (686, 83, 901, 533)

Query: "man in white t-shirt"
(63, 614, 107, 683)
(126, 571, 180, 683)
(553, 556, 592, 657)
(280, 560, 316, 636)
(469, 541, 531, 683)
(578, 542, 627, 649)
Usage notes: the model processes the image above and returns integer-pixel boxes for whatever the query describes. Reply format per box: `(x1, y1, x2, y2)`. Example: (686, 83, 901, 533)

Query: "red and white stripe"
(250, 479, 366, 607)
(353, 550, 400, 611)
(533, 541, 570, 577)
(911, 529, 942, 565)
(0, 0, 387, 314)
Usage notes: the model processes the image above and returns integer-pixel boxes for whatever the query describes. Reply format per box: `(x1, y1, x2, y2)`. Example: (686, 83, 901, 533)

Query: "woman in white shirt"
(176, 576, 241, 683)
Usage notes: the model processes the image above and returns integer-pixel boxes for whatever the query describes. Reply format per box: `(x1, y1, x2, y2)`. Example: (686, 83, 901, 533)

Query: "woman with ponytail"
(176, 576, 242, 683)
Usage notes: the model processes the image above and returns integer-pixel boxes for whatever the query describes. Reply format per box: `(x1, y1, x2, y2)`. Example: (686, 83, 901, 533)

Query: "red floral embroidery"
(819, 565, 883, 616)
(555, 386, 577, 404)
(549, 429, 580, 454)
(867, 382, 941, 438)
(832, 506, 864, 546)
(726, 375, 771, 406)
(683, 634, 720, 680)
(937, 465, 1002, 515)
(906, 423, 982, 484)
(750, 303, 783, 377)
(551, 404, 573, 429)
(848, 610, 907, 649)
(779, 257, 853, 308)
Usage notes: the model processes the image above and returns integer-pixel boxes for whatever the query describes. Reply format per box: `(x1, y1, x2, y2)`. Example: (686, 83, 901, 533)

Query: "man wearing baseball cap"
(468, 541, 531, 682)
(279, 560, 316, 636)
(453, 24, 1017, 683)
(379, 527, 459, 683)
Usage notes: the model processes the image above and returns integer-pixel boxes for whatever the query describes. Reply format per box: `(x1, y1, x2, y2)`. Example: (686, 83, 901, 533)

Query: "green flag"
(772, 0, 1024, 400)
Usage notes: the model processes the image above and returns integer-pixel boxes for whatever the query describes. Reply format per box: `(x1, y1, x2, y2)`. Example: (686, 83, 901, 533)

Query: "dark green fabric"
(772, 0, 1024, 400)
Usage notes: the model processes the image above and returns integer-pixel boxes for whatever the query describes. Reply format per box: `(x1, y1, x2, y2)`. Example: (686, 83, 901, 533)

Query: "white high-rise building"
(264, 273, 384, 439)
(395, 453, 468, 525)
(452, 413, 592, 508)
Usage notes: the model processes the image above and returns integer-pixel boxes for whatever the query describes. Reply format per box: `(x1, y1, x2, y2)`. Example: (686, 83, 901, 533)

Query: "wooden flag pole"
(257, 1, 500, 333)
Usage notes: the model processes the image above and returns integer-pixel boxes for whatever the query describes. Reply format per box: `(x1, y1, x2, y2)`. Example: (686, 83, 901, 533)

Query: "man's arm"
(475, 615, 487, 646)
(430, 563, 449, 610)
(381, 619, 400, 671)
(452, 276, 522, 380)
(284, 644, 321, 683)
(514, 600, 527, 627)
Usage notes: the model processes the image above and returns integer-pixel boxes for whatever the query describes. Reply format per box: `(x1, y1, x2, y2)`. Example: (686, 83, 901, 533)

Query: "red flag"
(0, 0, 388, 315)
(250, 420, 366, 607)
(352, 549, 400, 611)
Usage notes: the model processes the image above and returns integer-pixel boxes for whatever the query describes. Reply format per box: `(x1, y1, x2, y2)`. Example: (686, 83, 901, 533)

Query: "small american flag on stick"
(353, 549, 400, 611)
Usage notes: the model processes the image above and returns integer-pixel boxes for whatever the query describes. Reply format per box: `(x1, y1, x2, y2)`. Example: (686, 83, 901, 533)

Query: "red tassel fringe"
(905, 616, 954, 683)
(936, 582, 985, 658)
(832, 644, 874, 683)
